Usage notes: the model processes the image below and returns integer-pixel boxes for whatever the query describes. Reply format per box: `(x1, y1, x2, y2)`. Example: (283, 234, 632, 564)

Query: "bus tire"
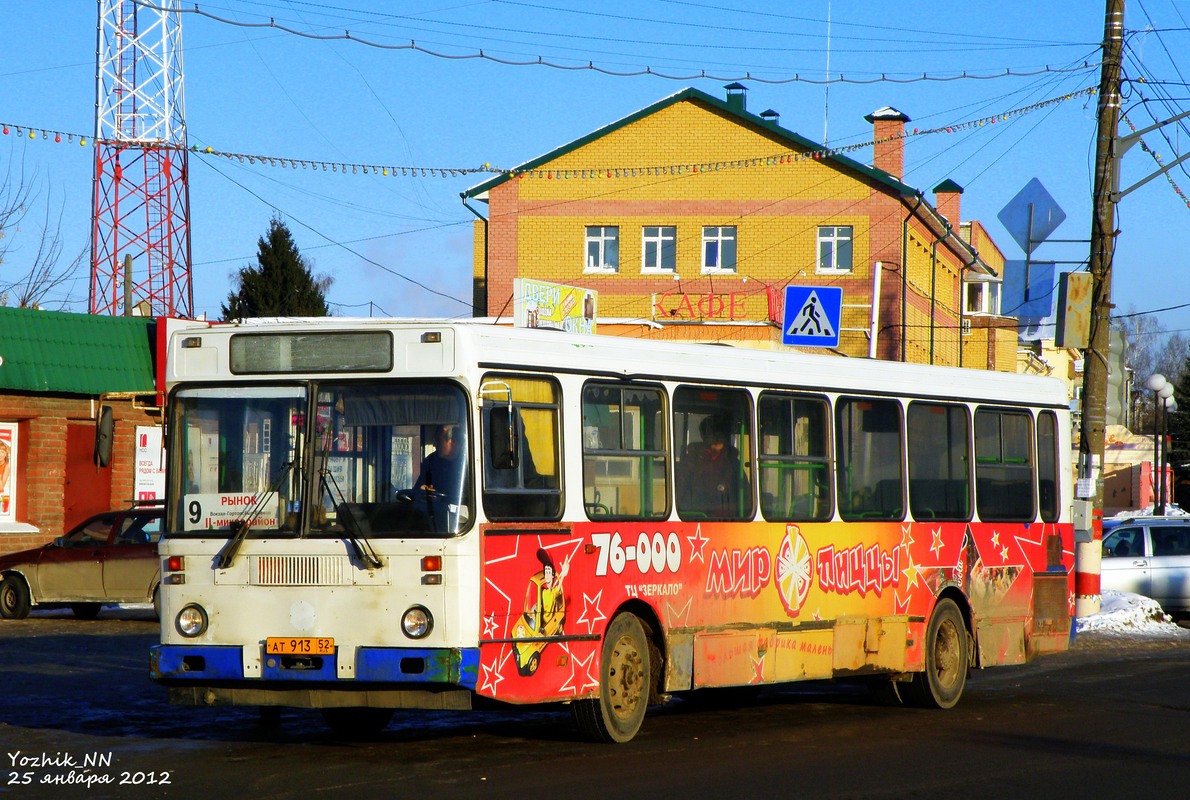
(904, 598, 967, 709)
(0, 575, 31, 619)
(572, 613, 649, 743)
(320, 707, 394, 738)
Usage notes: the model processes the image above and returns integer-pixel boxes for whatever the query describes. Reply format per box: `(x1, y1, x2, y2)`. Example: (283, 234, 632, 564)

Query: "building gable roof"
(0, 306, 156, 395)
(462, 86, 919, 200)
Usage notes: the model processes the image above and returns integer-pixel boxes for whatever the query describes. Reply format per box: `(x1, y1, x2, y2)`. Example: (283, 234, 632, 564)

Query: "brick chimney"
(864, 106, 910, 181)
(933, 179, 963, 228)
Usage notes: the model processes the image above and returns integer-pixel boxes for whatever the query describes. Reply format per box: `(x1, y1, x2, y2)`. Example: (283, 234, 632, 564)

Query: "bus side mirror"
(94, 405, 114, 467)
(488, 407, 519, 470)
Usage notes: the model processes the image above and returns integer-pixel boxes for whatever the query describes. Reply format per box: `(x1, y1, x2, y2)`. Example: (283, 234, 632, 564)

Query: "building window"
(817, 226, 853, 272)
(642, 226, 676, 272)
(585, 226, 619, 272)
(964, 280, 1001, 315)
(702, 226, 736, 272)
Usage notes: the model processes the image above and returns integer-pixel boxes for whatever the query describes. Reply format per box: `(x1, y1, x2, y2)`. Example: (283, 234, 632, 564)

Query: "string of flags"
(1121, 114, 1190, 210)
(190, 144, 497, 177)
(510, 87, 1099, 181)
(1, 85, 1098, 183)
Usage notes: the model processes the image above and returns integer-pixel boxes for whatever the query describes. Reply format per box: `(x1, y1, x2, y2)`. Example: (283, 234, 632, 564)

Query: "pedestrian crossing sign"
(782, 285, 842, 347)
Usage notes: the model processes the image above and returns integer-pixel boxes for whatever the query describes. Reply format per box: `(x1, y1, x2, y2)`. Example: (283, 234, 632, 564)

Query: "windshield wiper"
(214, 460, 293, 570)
(319, 467, 384, 569)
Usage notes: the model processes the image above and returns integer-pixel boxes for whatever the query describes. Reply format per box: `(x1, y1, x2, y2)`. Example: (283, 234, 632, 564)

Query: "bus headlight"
(401, 606, 433, 639)
(175, 604, 209, 638)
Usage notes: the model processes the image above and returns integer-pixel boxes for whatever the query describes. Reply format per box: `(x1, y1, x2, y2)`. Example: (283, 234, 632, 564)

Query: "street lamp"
(1148, 374, 1175, 514)
(1161, 394, 1178, 514)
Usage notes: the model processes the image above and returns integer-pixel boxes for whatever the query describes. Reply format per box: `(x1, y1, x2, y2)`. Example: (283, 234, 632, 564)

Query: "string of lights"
(131, 0, 1098, 87)
(1, 86, 1097, 183)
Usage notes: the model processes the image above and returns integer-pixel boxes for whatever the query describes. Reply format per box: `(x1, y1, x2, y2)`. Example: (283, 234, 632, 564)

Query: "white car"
(1101, 517, 1190, 619)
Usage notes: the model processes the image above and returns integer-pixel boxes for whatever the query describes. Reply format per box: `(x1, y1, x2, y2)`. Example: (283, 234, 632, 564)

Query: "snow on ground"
(1076, 590, 1190, 636)
(1107, 503, 1190, 520)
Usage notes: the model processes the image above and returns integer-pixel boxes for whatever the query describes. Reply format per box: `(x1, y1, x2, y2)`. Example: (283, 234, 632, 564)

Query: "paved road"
(2, 608, 1188, 799)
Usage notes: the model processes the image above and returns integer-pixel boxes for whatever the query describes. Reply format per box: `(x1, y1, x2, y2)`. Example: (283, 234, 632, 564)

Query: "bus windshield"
(171, 382, 472, 538)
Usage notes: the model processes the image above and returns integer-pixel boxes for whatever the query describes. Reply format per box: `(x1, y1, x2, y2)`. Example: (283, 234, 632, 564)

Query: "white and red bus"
(151, 319, 1073, 742)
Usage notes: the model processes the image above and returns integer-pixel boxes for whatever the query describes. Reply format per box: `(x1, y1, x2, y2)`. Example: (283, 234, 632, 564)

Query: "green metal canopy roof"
(0, 306, 156, 395)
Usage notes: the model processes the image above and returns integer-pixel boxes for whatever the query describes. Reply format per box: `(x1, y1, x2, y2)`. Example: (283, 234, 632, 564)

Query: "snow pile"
(1107, 504, 1190, 519)
(1075, 590, 1185, 635)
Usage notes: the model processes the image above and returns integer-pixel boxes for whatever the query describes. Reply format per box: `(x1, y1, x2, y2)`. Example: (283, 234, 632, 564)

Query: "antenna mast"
(91, 0, 193, 317)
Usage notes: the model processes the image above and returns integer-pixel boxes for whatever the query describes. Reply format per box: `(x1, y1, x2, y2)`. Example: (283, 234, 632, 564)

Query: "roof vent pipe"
(724, 82, 747, 113)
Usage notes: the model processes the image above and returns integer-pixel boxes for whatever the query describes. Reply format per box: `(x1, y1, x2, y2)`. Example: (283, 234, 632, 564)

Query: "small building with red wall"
(0, 306, 162, 556)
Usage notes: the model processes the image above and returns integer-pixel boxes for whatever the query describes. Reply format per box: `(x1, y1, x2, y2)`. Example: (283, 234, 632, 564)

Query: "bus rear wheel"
(904, 598, 968, 709)
(320, 707, 395, 738)
(572, 613, 650, 743)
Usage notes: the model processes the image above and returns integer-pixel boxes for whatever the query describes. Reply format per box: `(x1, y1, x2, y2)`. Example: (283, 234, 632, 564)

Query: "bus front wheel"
(572, 613, 650, 744)
(904, 598, 968, 709)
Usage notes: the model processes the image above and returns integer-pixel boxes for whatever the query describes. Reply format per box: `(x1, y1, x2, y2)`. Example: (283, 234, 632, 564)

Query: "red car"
(0, 504, 164, 620)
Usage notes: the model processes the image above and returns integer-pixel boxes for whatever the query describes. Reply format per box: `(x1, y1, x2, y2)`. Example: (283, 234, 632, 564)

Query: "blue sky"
(2, 0, 1189, 337)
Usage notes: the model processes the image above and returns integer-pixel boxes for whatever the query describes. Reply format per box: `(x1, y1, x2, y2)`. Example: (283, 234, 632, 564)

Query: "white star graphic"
(479, 652, 508, 696)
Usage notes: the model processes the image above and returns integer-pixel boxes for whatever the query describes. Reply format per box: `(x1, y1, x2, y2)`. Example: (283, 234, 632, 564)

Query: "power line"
(196, 157, 473, 312)
(131, 0, 1099, 86)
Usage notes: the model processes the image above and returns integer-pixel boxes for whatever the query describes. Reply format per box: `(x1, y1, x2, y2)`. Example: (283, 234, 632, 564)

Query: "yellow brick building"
(463, 84, 1018, 370)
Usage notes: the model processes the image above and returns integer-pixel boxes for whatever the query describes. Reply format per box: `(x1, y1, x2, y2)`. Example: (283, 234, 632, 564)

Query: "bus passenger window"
(907, 403, 971, 521)
(673, 387, 754, 522)
(481, 375, 562, 521)
(974, 408, 1035, 522)
(757, 392, 831, 522)
(836, 398, 904, 521)
(1037, 411, 1060, 523)
(581, 383, 668, 521)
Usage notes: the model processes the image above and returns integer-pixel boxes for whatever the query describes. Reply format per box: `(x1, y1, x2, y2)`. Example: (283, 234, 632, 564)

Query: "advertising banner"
(513, 278, 597, 334)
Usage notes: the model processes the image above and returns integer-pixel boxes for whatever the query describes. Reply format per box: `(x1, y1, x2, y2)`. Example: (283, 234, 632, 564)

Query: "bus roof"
(170, 318, 1069, 409)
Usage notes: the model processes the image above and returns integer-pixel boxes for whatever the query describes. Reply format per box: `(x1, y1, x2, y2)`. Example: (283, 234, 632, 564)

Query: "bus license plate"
(265, 637, 335, 655)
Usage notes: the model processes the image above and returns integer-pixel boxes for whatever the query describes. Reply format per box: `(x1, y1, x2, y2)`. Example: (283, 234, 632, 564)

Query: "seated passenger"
(682, 415, 740, 518)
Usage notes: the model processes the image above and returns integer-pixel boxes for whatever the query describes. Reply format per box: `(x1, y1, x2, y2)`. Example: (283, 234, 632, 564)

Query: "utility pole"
(1075, 0, 1125, 618)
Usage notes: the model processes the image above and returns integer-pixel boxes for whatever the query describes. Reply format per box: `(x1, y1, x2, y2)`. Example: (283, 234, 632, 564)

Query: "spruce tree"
(222, 216, 332, 320)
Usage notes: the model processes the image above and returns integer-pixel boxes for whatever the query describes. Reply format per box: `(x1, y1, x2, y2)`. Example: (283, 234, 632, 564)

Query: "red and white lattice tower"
(90, 0, 192, 317)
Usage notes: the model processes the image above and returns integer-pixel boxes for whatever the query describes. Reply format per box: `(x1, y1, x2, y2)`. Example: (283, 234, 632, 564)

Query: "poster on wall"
(513, 278, 598, 334)
(0, 423, 17, 521)
(134, 425, 167, 503)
